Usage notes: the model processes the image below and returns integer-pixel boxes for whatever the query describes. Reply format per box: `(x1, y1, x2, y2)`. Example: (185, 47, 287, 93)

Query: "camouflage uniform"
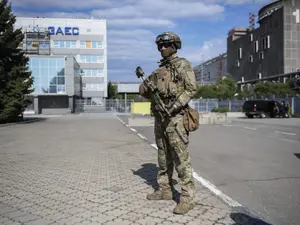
(139, 32, 197, 215)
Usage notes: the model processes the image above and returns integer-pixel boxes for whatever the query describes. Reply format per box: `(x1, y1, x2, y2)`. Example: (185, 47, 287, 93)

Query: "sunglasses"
(158, 42, 173, 50)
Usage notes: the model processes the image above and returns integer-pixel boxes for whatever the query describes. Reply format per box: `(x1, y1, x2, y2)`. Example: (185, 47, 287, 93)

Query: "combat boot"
(146, 188, 173, 200)
(173, 197, 195, 215)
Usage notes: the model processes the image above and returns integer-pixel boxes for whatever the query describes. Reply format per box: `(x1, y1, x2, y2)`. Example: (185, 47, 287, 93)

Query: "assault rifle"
(135, 66, 188, 144)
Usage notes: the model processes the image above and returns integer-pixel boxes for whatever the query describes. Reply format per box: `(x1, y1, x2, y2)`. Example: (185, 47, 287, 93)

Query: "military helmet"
(155, 32, 182, 49)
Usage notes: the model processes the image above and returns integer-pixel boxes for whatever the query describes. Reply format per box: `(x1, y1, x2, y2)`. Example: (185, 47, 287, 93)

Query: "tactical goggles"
(155, 34, 174, 44)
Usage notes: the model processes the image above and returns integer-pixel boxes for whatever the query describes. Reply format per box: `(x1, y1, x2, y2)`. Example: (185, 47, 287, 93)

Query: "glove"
(166, 101, 181, 115)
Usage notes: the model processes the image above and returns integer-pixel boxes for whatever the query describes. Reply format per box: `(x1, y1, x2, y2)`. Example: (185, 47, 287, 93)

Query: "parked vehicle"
(242, 100, 281, 118)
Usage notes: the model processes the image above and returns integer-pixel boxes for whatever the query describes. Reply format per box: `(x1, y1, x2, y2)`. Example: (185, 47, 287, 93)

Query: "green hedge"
(211, 107, 230, 113)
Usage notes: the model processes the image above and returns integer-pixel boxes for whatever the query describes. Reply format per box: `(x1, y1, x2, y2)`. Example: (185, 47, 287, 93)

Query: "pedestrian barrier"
(130, 102, 151, 115)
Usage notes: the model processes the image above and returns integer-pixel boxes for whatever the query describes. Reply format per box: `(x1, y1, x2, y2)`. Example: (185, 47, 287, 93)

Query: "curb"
(115, 115, 270, 223)
(0, 118, 45, 128)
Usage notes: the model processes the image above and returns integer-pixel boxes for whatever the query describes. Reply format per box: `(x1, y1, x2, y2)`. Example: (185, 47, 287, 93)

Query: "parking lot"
(122, 116, 300, 225)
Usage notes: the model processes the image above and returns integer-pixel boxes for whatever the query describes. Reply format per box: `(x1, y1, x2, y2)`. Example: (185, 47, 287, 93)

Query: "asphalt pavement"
(122, 116, 300, 225)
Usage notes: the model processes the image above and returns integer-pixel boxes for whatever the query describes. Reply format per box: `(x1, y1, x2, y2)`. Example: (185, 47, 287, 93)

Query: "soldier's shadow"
(132, 163, 180, 203)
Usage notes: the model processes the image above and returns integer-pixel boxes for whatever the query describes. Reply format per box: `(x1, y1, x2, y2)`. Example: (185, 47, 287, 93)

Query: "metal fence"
(75, 99, 134, 114)
(73, 97, 300, 115)
(191, 97, 300, 114)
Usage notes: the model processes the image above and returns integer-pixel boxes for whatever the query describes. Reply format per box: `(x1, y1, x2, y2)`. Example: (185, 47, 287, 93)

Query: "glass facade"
(80, 68, 104, 77)
(51, 40, 103, 49)
(79, 55, 104, 63)
(29, 58, 66, 94)
(80, 41, 103, 49)
(53, 40, 76, 48)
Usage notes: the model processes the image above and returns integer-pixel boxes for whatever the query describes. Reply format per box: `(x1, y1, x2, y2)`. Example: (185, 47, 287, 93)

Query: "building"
(15, 17, 107, 114)
(193, 53, 228, 84)
(227, 0, 300, 83)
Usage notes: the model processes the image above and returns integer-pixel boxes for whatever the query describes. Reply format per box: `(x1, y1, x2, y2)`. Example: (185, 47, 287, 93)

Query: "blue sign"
(48, 26, 79, 35)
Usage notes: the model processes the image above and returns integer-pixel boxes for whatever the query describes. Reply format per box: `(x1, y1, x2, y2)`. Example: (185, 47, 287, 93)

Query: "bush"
(211, 107, 230, 113)
(292, 113, 300, 118)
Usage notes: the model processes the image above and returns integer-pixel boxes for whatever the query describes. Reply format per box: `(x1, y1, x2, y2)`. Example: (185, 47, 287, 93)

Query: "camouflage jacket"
(139, 54, 197, 115)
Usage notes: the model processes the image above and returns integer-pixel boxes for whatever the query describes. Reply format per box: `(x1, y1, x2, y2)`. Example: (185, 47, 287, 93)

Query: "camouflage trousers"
(154, 113, 195, 200)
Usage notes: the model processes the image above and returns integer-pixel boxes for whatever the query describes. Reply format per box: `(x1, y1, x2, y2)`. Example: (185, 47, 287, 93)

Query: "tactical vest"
(152, 57, 186, 102)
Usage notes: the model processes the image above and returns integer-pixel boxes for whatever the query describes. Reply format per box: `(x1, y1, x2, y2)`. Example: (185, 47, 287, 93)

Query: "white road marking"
(151, 144, 158, 149)
(279, 138, 298, 143)
(192, 171, 242, 207)
(275, 131, 296, 136)
(244, 127, 257, 130)
(137, 133, 147, 140)
(130, 128, 137, 132)
(115, 115, 243, 208)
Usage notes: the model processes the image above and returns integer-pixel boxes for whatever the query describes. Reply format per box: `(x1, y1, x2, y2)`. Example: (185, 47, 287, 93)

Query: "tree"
(194, 74, 238, 99)
(215, 74, 237, 99)
(237, 86, 254, 99)
(107, 81, 118, 99)
(0, 0, 34, 124)
(194, 84, 218, 99)
(253, 81, 296, 98)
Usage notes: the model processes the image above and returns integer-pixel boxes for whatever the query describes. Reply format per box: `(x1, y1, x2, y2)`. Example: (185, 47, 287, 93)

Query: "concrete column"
(125, 93, 127, 112)
(34, 96, 39, 114)
(69, 96, 74, 113)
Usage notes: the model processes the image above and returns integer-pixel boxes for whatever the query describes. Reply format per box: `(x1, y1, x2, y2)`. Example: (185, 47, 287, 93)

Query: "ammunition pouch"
(183, 106, 199, 132)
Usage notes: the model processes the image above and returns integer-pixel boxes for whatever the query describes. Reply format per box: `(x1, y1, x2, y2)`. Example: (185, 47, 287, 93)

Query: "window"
(97, 41, 103, 48)
(259, 52, 264, 60)
(29, 58, 66, 94)
(267, 35, 270, 48)
(59, 41, 64, 48)
(254, 41, 259, 52)
(239, 48, 242, 59)
(249, 33, 253, 42)
(79, 41, 103, 49)
(81, 69, 104, 77)
(53, 40, 76, 48)
(86, 41, 91, 48)
(293, 9, 300, 24)
(236, 48, 242, 59)
(79, 55, 104, 63)
(236, 60, 240, 67)
(258, 73, 262, 79)
(84, 84, 104, 91)
(249, 55, 253, 63)
(262, 36, 270, 49)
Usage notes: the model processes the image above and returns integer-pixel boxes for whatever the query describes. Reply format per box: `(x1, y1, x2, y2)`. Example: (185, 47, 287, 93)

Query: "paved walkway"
(0, 114, 269, 225)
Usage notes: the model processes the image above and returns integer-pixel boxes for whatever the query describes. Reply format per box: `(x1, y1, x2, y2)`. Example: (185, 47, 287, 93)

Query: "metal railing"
(191, 97, 300, 114)
(75, 99, 134, 114)
(73, 97, 300, 114)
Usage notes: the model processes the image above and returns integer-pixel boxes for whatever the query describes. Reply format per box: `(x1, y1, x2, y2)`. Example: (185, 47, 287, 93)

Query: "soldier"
(138, 32, 197, 214)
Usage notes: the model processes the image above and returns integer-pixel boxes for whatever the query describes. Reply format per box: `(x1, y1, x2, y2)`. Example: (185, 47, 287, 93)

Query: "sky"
(10, 0, 272, 82)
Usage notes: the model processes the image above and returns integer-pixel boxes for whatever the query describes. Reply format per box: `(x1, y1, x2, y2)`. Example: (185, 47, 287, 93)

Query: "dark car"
(242, 100, 280, 118)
